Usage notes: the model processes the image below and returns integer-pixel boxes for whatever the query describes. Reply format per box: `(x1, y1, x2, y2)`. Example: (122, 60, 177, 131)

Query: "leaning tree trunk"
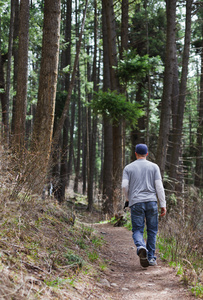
(156, 0, 177, 176)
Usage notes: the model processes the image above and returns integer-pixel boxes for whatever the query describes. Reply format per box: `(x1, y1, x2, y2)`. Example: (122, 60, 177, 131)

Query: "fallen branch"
(21, 260, 49, 274)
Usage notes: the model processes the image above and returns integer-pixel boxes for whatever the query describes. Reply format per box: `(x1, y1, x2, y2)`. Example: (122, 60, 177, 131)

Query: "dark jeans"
(131, 201, 158, 260)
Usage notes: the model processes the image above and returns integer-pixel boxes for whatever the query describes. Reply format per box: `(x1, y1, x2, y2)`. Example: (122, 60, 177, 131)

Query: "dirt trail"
(93, 222, 196, 300)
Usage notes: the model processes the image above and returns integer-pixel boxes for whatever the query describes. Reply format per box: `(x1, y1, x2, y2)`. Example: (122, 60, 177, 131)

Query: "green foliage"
(123, 212, 132, 231)
(157, 235, 177, 261)
(81, 224, 94, 238)
(91, 236, 104, 248)
(88, 251, 99, 262)
(64, 251, 83, 268)
(90, 89, 144, 128)
(110, 215, 117, 225)
(0, 1, 10, 53)
(76, 237, 87, 249)
(99, 262, 107, 271)
(117, 51, 163, 84)
(191, 283, 203, 298)
(129, 1, 166, 59)
(45, 277, 67, 288)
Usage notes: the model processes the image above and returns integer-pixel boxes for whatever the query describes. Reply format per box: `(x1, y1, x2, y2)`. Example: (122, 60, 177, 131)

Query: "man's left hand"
(123, 201, 129, 209)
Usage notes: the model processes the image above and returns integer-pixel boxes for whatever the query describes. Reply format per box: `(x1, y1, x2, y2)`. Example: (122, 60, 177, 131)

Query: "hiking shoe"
(148, 258, 157, 266)
(138, 247, 149, 267)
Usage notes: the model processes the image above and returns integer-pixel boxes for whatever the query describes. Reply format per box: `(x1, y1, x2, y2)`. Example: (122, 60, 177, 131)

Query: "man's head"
(135, 144, 148, 158)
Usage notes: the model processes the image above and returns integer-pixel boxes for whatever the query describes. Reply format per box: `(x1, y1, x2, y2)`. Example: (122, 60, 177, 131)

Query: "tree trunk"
(121, 0, 128, 58)
(82, 105, 87, 194)
(11, 0, 19, 136)
(167, 46, 179, 171)
(102, 115, 113, 214)
(102, 0, 113, 214)
(168, 0, 193, 192)
(156, 0, 177, 176)
(0, 52, 7, 138)
(120, 0, 129, 175)
(87, 0, 98, 211)
(130, 83, 145, 162)
(4, 0, 15, 144)
(31, 0, 61, 192)
(103, 0, 122, 214)
(195, 27, 203, 187)
(12, 0, 29, 152)
(74, 72, 81, 193)
(59, 0, 72, 202)
(67, 96, 76, 186)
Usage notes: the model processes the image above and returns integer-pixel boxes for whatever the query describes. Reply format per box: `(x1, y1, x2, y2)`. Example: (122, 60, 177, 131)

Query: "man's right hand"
(160, 207, 167, 217)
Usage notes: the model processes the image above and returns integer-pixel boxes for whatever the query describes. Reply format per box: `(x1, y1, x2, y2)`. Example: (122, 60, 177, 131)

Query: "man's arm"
(155, 179, 166, 216)
(122, 179, 129, 201)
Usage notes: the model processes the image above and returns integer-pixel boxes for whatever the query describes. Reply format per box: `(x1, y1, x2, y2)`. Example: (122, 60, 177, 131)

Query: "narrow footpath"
(92, 222, 196, 300)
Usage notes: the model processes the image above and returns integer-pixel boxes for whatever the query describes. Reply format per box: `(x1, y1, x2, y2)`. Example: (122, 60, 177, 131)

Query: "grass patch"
(91, 236, 104, 248)
(88, 251, 99, 262)
(64, 251, 83, 268)
(191, 283, 203, 298)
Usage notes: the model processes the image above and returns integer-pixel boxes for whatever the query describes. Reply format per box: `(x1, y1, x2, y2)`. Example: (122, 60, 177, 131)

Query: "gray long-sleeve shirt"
(122, 159, 166, 208)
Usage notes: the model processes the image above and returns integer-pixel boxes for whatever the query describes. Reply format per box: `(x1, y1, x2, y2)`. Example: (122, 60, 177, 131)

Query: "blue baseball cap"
(135, 144, 148, 155)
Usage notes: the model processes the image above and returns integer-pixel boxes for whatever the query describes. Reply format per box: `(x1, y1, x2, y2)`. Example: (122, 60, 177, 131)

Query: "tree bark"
(31, 0, 61, 192)
(103, 0, 123, 214)
(59, 0, 72, 202)
(4, 0, 15, 144)
(12, 0, 29, 152)
(156, 0, 177, 176)
(11, 0, 19, 136)
(121, 0, 128, 58)
(130, 83, 145, 162)
(0, 51, 7, 138)
(74, 71, 81, 193)
(87, 0, 98, 211)
(82, 105, 87, 194)
(67, 96, 76, 186)
(101, 0, 113, 214)
(195, 26, 203, 187)
(168, 0, 193, 191)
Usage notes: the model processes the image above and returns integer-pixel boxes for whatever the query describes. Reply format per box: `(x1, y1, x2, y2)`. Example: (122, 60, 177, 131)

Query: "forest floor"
(0, 192, 200, 300)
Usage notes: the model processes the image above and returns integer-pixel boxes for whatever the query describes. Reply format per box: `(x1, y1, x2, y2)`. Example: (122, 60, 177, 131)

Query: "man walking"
(122, 144, 166, 267)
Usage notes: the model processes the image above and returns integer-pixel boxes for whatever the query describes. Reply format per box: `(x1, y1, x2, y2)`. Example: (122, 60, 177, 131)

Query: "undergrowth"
(158, 187, 203, 298)
(0, 196, 106, 299)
